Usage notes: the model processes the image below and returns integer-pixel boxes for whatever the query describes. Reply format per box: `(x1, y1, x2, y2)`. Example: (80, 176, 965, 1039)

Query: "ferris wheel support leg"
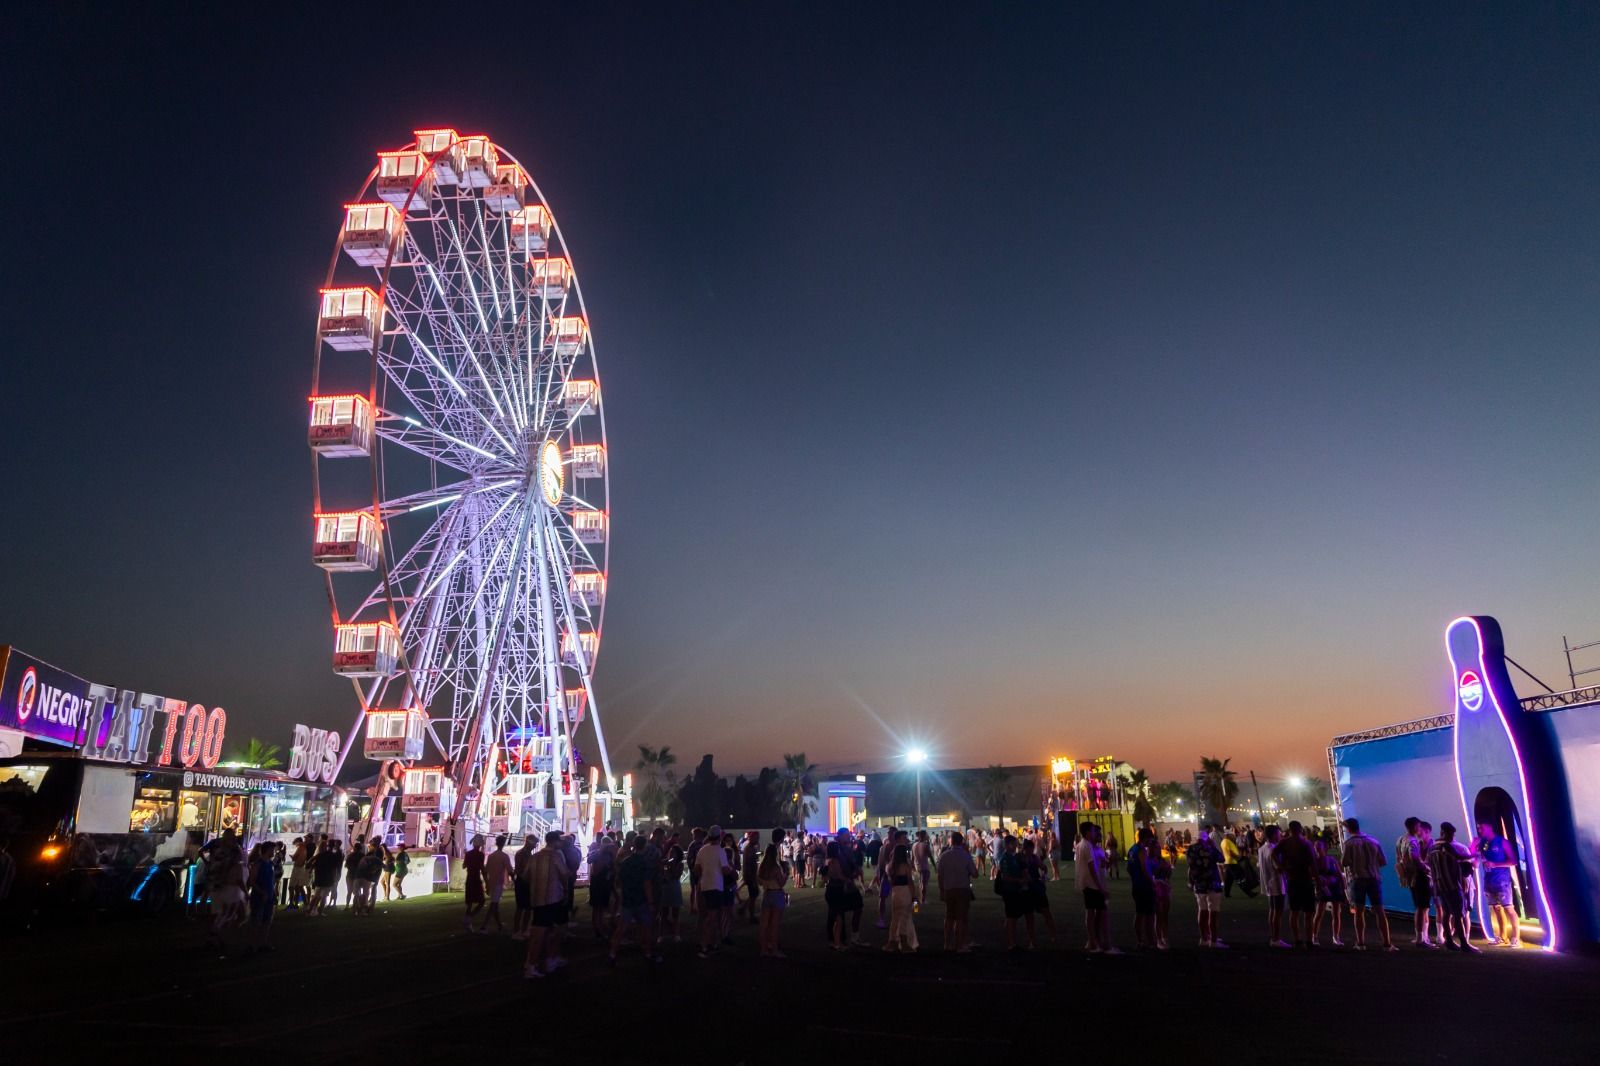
(447, 488, 538, 831)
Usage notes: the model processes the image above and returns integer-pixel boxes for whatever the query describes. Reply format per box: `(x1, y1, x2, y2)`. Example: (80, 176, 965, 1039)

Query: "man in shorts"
(1476, 822, 1522, 947)
(695, 825, 733, 958)
(1186, 825, 1227, 948)
(1257, 825, 1288, 947)
(523, 831, 571, 979)
(1340, 817, 1396, 951)
(1427, 822, 1481, 953)
(1074, 822, 1117, 953)
(1274, 821, 1318, 948)
(936, 831, 978, 952)
(1396, 816, 1436, 947)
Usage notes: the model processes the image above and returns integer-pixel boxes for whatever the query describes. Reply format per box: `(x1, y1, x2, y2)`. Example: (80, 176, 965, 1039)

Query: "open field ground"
(4, 868, 1596, 1063)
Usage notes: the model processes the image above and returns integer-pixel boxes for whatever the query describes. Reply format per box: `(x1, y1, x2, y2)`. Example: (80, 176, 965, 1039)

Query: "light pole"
(907, 748, 928, 828)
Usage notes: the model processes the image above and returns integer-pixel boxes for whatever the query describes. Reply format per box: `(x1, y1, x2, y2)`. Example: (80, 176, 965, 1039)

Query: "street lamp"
(906, 748, 928, 827)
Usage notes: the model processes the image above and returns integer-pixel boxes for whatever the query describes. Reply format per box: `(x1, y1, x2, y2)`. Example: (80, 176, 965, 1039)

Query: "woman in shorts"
(757, 836, 790, 957)
(1312, 832, 1347, 947)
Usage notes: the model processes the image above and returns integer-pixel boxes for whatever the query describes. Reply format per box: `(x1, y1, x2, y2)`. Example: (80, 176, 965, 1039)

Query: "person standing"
(912, 830, 933, 907)
(1074, 822, 1116, 953)
(286, 837, 309, 910)
(1186, 825, 1228, 949)
(757, 831, 790, 958)
(1340, 817, 1396, 951)
(523, 831, 571, 979)
(658, 833, 685, 942)
(937, 831, 978, 953)
(1221, 829, 1252, 898)
(245, 841, 279, 953)
(1475, 822, 1522, 948)
(741, 830, 763, 924)
(695, 826, 733, 958)
(1022, 838, 1056, 944)
(476, 834, 513, 934)
(610, 837, 661, 965)
(1127, 828, 1157, 949)
(310, 838, 343, 915)
(997, 834, 1034, 950)
(344, 834, 365, 911)
(1258, 825, 1289, 947)
(1396, 817, 1435, 948)
(392, 843, 411, 901)
(512, 835, 536, 940)
(1105, 833, 1121, 880)
(588, 833, 618, 940)
(686, 827, 707, 913)
(1311, 831, 1347, 947)
(1428, 823, 1482, 953)
(1275, 821, 1318, 949)
(884, 841, 920, 952)
(1149, 832, 1173, 949)
(460, 834, 487, 930)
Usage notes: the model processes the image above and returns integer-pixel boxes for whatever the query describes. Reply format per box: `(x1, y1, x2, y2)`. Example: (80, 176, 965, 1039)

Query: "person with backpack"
(1396, 816, 1435, 948)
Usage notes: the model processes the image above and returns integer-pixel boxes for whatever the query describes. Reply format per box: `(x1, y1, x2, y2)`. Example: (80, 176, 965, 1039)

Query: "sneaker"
(1461, 943, 1483, 955)
(1384, 944, 1400, 953)
(1354, 944, 1367, 951)
(546, 957, 568, 970)
(523, 965, 544, 979)
(698, 948, 711, 959)
(1211, 940, 1229, 949)
(1330, 938, 1345, 947)
(956, 946, 973, 954)
(650, 954, 664, 964)
(1102, 947, 1124, 956)
(1156, 940, 1170, 951)
(1270, 939, 1292, 948)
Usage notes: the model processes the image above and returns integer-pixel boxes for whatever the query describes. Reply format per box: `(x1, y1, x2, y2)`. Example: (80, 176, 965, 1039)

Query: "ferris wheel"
(308, 127, 628, 846)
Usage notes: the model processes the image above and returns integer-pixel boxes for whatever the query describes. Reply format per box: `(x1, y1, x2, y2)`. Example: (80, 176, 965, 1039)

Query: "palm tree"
(980, 764, 1011, 827)
(224, 738, 282, 770)
(779, 753, 819, 829)
(1120, 768, 1157, 827)
(634, 744, 677, 822)
(1196, 756, 1239, 821)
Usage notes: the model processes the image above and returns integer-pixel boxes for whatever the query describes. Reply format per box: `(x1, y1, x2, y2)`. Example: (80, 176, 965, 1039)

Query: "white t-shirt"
(696, 837, 728, 892)
(1074, 838, 1102, 891)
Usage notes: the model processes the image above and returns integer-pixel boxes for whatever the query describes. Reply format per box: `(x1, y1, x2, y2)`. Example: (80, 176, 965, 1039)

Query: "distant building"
(862, 764, 1048, 831)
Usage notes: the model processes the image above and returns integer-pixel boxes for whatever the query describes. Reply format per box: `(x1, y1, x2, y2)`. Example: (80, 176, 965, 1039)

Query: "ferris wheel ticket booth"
(1328, 617, 1600, 951)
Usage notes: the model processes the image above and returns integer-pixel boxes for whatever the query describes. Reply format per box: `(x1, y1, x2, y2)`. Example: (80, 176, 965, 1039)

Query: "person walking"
(757, 831, 790, 958)
(476, 834, 512, 933)
(1186, 825, 1227, 949)
(937, 831, 978, 952)
(1258, 825, 1289, 947)
(1427, 822, 1481, 953)
(1340, 817, 1396, 951)
(379, 841, 395, 902)
(523, 831, 571, 979)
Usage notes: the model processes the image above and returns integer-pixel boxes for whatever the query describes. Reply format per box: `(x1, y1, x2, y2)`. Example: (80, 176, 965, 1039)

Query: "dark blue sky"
(3, 4, 1597, 780)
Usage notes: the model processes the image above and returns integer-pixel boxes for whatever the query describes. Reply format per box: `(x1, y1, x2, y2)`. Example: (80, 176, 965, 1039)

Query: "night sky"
(4, 5, 1597, 784)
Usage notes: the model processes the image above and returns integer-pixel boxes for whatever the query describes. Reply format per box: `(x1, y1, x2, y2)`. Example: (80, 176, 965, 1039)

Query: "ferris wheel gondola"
(309, 127, 631, 847)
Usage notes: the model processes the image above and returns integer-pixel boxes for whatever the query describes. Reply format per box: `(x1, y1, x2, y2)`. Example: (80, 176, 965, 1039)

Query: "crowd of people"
(187, 810, 1532, 967)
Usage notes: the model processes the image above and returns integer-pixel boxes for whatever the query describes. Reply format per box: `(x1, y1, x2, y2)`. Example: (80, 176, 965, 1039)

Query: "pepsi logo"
(15, 667, 37, 723)
(1458, 670, 1484, 712)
